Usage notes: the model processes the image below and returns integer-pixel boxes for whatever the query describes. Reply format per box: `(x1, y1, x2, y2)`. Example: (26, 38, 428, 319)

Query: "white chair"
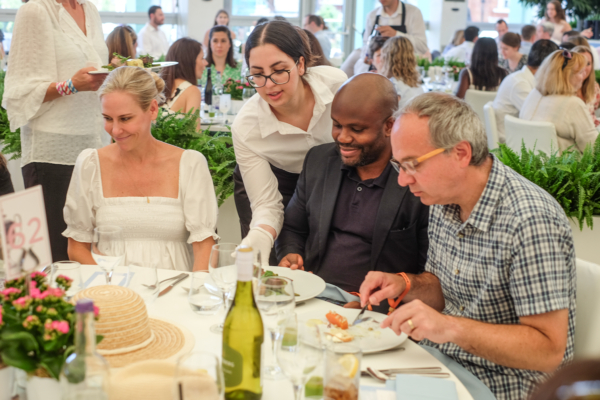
(464, 89, 497, 124)
(504, 115, 558, 154)
(574, 258, 600, 359)
(483, 102, 500, 149)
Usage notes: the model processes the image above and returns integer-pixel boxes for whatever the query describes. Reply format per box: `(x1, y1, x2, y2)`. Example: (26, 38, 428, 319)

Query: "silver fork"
(363, 367, 450, 381)
(142, 273, 187, 290)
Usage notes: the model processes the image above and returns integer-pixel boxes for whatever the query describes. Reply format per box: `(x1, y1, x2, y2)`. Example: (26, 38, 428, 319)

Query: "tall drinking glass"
(255, 276, 296, 379)
(208, 243, 239, 334)
(242, 88, 255, 102)
(91, 226, 125, 285)
(220, 94, 231, 115)
(323, 344, 362, 400)
(277, 314, 324, 400)
(50, 261, 82, 298)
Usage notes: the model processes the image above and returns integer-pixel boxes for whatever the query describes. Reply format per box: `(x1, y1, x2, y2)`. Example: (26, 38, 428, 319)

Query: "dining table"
(73, 264, 474, 400)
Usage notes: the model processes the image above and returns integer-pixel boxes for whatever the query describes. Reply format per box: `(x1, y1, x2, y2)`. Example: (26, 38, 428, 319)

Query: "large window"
(466, 0, 537, 24)
(230, 0, 300, 18)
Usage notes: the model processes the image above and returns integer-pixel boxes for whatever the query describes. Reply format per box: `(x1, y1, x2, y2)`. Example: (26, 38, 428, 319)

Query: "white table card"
(0, 186, 52, 280)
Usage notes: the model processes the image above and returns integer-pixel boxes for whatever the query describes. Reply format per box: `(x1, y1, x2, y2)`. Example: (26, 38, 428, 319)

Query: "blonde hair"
(572, 45, 596, 104)
(452, 30, 464, 46)
(381, 36, 419, 88)
(105, 25, 137, 63)
(98, 66, 166, 110)
(536, 50, 586, 96)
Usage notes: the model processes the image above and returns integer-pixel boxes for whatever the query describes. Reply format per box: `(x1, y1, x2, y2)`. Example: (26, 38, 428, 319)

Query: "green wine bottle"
(222, 245, 264, 400)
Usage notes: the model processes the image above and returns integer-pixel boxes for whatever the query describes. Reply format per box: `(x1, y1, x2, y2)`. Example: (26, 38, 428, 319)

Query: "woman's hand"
(582, 27, 594, 39)
(71, 66, 107, 92)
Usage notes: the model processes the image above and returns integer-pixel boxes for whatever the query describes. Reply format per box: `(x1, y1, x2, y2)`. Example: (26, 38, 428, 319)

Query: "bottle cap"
(76, 299, 95, 313)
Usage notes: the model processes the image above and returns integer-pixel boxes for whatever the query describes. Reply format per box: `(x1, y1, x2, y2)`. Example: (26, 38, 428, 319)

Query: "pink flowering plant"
(0, 271, 101, 379)
(223, 77, 250, 101)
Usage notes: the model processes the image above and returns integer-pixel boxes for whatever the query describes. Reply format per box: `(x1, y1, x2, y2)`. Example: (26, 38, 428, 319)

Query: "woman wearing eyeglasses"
(520, 50, 598, 153)
(232, 20, 347, 265)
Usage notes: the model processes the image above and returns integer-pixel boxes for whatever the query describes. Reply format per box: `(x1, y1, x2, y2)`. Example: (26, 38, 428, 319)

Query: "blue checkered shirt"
(421, 156, 576, 400)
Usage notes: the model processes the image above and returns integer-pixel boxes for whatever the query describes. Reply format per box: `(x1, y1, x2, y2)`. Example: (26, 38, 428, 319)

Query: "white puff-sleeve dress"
(62, 149, 220, 271)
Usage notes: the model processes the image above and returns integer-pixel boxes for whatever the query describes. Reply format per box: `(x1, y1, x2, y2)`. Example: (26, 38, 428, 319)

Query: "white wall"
(178, 0, 226, 42)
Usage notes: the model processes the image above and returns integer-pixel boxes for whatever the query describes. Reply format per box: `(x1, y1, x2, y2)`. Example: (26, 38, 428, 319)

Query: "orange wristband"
(387, 272, 411, 315)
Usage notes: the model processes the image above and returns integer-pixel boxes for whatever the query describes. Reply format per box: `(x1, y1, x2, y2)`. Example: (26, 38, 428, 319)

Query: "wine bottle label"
(223, 342, 243, 387)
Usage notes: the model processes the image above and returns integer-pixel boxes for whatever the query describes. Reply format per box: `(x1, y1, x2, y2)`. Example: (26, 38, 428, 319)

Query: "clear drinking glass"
(323, 344, 362, 400)
(255, 276, 296, 379)
(188, 270, 223, 315)
(91, 226, 125, 285)
(50, 261, 82, 298)
(208, 243, 239, 334)
(277, 314, 324, 400)
(220, 94, 231, 115)
(242, 88, 255, 102)
(175, 352, 224, 400)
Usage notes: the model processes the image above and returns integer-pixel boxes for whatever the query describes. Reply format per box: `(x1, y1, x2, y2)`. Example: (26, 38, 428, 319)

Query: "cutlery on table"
(352, 301, 371, 325)
(158, 274, 189, 297)
(363, 367, 450, 381)
(143, 273, 188, 290)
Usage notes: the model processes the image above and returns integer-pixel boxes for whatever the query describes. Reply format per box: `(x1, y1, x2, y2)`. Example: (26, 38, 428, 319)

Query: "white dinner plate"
(261, 266, 326, 303)
(299, 308, 408, 354)
(89, 61, 179, 75)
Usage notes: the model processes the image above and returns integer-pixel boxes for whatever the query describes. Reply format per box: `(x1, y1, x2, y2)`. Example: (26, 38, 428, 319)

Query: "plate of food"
(258, 266, 326, 303)
(300, 310, 408, 354)
(90, 53, 178, 75)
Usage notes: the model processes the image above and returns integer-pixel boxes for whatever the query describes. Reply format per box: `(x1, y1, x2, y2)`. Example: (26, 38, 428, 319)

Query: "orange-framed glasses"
(390, 148, 445, 175)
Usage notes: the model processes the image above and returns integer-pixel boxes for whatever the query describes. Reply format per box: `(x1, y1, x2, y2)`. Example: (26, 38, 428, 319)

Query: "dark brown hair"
(213, 9, 230, 26)
(106, 25, 137, 63)
(546, 0, 566, 22)
(306, 15, 328, 30)
(160, 37, 203, 101)
(501, 32, 521, 48)
(303, 29, 330, 66)
(245, 20, 314, 72)
(470, 38, 508, 89)
(206, 26, 237, 69)
(529, 359, 600, 400)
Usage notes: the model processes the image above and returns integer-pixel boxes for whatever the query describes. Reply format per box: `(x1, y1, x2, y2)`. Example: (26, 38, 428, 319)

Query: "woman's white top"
(161, 81, 193, 113)
(63, 149, 220, 271)
(232, 66, 347, 235)
(519, 89, 599, 153)
(2, 0, 108, 166)
(390, 77, 425, 109)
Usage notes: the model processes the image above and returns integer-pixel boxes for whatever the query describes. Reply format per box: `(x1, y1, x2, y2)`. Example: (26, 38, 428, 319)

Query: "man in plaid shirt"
(360, 92, 576, 399)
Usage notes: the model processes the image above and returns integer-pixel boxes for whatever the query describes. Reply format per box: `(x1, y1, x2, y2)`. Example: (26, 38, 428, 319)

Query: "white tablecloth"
(79, 265, 474, 400)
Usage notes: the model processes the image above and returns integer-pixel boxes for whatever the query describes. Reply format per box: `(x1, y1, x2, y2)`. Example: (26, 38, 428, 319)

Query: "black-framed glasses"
(561, 49, 572, 70)
(245, 60, 299, 88)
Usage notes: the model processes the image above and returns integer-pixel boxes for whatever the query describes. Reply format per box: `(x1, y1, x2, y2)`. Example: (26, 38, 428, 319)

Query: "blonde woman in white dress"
(63, 67, 219, 271)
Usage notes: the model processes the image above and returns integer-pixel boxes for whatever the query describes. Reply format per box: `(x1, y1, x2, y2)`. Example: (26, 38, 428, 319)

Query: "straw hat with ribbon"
(73, 285, 194, 368)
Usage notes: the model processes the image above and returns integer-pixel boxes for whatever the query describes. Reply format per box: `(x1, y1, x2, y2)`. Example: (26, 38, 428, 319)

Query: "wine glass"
(255, 276, 296, 379)
(50, 261, 82, 299)
(242, 88, 255, 102)
(175, 352, 224, 400)
(277, 314, 324, 400)
(188, 270, 223, 315)
(208, 243, 239, 334)
(91, 226, 125, 285)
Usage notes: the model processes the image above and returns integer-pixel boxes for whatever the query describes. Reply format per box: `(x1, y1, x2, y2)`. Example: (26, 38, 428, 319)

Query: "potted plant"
(0, 70, 22, 161)
(223, 77, 252, 114)
(0, 305, 12, 400)
(494, 138, 600, 263)
(0, 271, 99, 400)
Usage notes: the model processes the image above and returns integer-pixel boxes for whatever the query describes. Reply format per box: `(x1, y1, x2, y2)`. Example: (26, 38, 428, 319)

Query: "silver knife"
(352, 301, 370, 325)
(158, 274, 189, 297)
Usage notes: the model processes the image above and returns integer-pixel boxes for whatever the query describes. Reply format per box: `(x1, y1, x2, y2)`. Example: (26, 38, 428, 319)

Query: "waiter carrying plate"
(354, 0, 429, 74)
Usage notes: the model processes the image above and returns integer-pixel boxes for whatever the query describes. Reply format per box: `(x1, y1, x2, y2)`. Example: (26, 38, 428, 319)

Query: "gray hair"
(538, 21, 555, 36)
(395, 92, 489, 166)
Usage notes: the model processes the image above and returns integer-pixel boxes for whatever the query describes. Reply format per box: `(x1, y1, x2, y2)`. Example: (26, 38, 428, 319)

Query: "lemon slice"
(337, 354, 359, 378)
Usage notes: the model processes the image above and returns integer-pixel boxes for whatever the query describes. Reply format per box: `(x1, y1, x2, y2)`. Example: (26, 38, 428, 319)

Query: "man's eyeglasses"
(245, 60, 299, 88)
(390, 148, 446, 175)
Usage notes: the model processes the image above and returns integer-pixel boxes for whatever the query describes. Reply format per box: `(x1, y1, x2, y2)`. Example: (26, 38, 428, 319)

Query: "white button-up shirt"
(137, 23, 169, 59)
(232, 66, 348, 235)
(355, 3, 428, 74)
(492, 65, 536, 143)
(444, 40, 475, 64)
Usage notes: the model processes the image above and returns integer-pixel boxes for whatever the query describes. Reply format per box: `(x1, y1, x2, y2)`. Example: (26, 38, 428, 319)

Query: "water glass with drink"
(51, 261, 82, 298)
(91, 226, 124, 285)
(208, 243, 239, 334)
(323, 344, 362, 400)
(175, 352, 224, 400)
